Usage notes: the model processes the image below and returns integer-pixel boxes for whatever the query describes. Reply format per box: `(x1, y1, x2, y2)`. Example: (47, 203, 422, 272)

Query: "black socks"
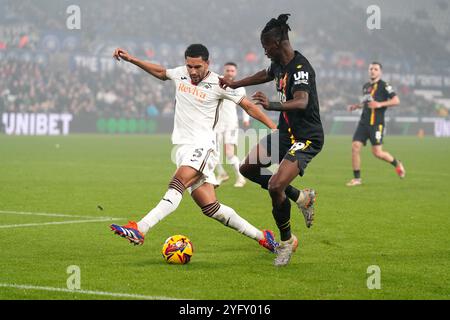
(245, 167, 300, 202)
(272, 197, 292, 241)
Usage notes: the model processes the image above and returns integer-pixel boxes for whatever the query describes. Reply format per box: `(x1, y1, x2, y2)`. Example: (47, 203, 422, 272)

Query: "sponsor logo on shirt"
(293, 71, 309, 85)
(178, 82, 207, 100)
(385, 84, 394, 94)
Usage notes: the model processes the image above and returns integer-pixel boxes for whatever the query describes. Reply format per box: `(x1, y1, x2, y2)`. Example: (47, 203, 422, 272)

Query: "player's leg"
(239, 134, 301, 202)
(347, 124, 366, 186)
(268, 159, 300, 241)
(110, 164, 202, 245)
(215, 132, 229, 184)
(136, 166, 201, 234)
(371, 144, 394, 162)
(270, 140, 322, 266)
(371, 145, 405, 178)
(224, 143, 245, 187)
(268, 158, 301, 266)
(351, 141, 363, 178)
(222, 129, 246, 187)
(190, 182, 278, 252)
(370, 125, 405, 178)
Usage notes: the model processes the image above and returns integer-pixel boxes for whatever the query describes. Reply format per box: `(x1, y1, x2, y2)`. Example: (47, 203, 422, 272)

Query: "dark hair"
(261, 14, 291, 42)
(371, 61, 383, 69)
(185, 44, 209, 61)
(224, 62, 237, 68)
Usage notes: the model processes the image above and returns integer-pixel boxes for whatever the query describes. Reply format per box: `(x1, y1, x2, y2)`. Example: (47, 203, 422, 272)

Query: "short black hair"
(224, 62, 237, 68)
(371, 61, 383, 69)
(185, 44, 209, 61)
(261, 14, 291, 42)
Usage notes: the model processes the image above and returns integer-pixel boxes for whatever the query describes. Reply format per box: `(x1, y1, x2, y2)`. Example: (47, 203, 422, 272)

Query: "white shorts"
(217, 128, 239, 146)
(175, 144, 219, 193)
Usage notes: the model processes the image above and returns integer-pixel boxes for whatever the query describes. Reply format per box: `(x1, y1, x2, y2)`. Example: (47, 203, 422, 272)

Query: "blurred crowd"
(0, 60, 175, 117)
(1, 58, 441, 118)
(1, 0, 449, 118)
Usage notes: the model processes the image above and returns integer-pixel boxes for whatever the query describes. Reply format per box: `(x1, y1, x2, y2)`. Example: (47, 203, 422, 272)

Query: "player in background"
(220, 14, 324, 266)
(347, 62, 405, 186)
(215, 62, 250, 188)
(110, 44, 279, 254)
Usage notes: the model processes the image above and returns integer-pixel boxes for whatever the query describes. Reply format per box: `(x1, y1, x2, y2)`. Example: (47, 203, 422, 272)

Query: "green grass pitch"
(0, 134, 449, 300)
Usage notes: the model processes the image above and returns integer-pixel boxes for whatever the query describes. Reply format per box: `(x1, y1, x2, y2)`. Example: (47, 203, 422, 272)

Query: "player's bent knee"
(372, 149, 383, 158)
(352, 142, 362, 152)
(268, 179, 284, 196)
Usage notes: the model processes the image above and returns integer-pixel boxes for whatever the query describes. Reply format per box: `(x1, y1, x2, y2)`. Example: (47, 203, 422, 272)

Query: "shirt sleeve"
(290, 63, 313, 95)
(384, 82, 397, 99)
(239, 88, 250, 122)
(165, 66, 185, 81)
(220, 87, 246, 105)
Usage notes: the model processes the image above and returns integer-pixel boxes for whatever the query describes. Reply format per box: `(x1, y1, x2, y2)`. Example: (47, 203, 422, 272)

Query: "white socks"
(228, 155, 243, 179)
(216, 162, 226, 176)
(202, 202, 263, 241)
(137, 188, 183, 235)
(137, 193, 263, 242)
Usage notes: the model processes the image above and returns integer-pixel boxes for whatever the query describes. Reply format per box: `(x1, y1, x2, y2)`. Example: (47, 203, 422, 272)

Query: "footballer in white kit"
(109, 44, 280, 256)
(166, 65, 246, 192)
(215, 62, 250, 187)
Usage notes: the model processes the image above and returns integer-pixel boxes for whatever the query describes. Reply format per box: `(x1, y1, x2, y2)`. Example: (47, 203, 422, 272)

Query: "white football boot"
(274, 235, 298, 267)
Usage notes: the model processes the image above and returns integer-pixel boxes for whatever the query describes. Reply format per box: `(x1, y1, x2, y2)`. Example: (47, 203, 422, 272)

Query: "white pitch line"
(0, 283, 181, 300)
(0, 210, 118, 220)
(0, 218, 123, 229)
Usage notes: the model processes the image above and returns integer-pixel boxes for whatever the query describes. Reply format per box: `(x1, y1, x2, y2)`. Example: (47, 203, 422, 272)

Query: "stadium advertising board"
(1, 113, 73, 136)
(434, 119, 450, 137)
(1, 113, 448, 137)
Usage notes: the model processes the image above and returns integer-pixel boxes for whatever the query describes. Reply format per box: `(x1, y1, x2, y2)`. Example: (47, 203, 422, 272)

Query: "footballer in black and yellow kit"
(219, 14, 323, 266)
(347, 62, 405, 186)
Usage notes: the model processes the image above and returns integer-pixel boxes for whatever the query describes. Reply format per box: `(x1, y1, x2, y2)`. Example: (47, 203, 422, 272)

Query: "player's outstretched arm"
(219, 69, 272, 89)
(113, 48, 168, 81)
(239, 98, 277, 129)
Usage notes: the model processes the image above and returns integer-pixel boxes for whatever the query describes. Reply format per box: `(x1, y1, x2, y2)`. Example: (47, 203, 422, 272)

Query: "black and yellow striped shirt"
(360, 79, 396, 126)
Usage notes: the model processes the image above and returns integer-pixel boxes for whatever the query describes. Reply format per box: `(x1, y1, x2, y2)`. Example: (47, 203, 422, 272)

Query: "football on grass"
(162, 235, 193, 264)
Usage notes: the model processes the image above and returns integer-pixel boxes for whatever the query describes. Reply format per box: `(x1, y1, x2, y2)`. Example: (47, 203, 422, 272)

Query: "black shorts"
(259, 131, 323, 176)
(352, 123, 385, 146)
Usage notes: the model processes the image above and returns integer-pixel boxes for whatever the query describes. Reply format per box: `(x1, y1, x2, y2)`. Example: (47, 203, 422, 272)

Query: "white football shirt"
(215, 87, 249, 132)
(166, 66, 246, 145)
